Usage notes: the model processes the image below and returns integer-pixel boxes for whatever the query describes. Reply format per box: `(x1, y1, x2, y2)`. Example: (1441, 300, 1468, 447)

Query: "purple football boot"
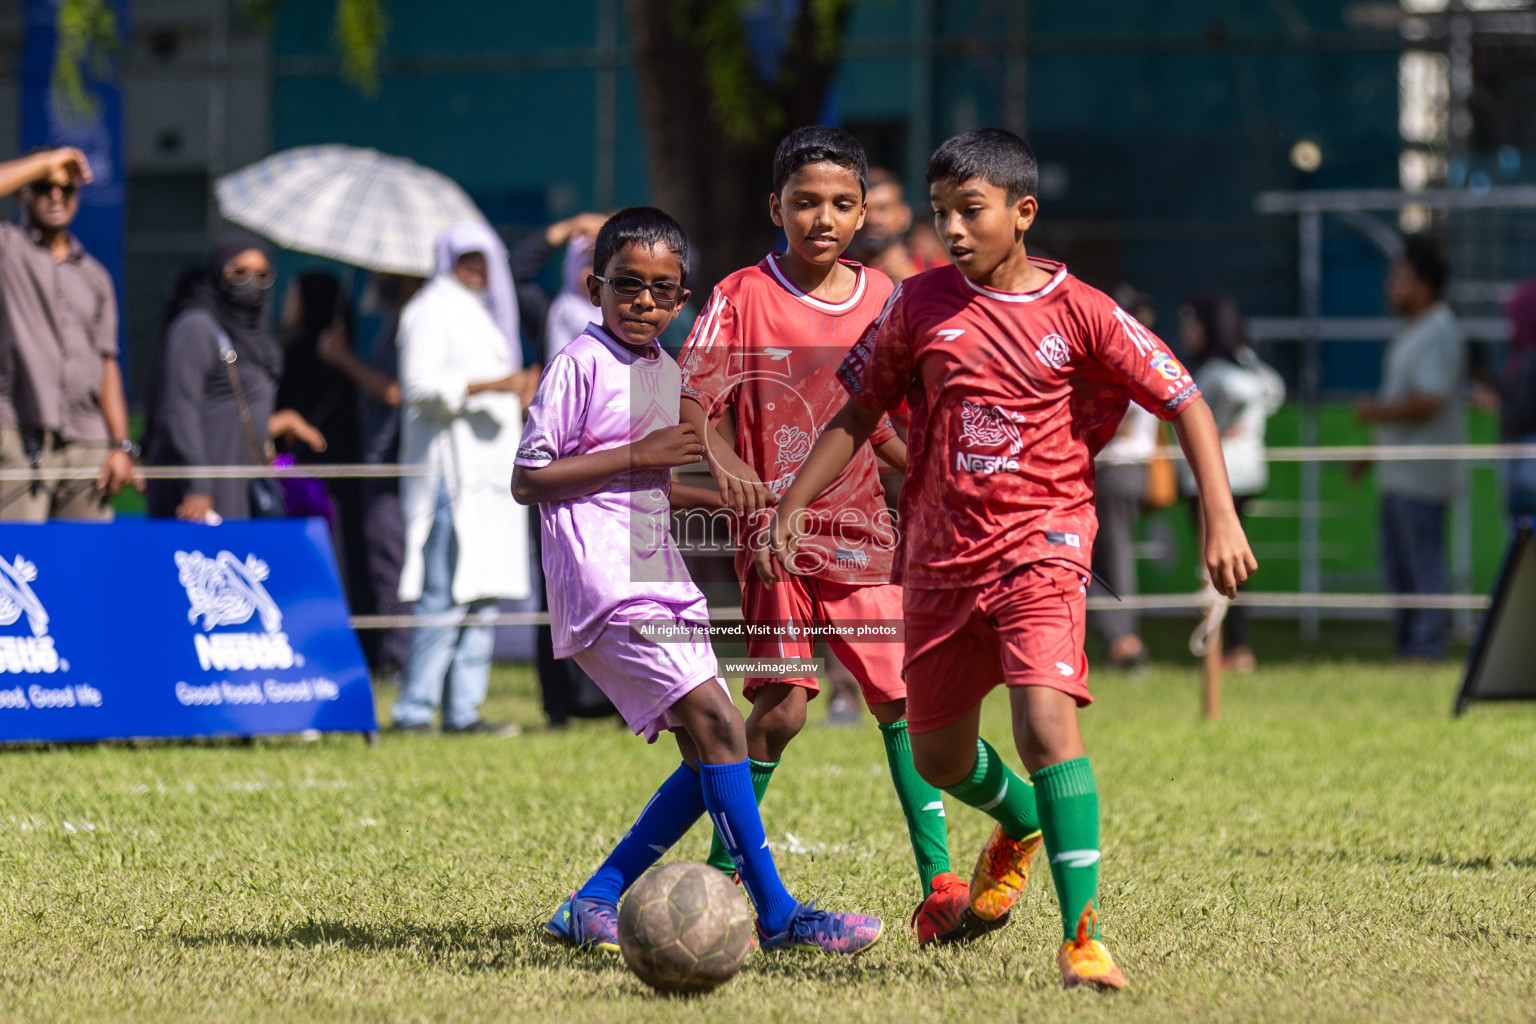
(756, 902, 884, 954)
(543, 894, 620, 953)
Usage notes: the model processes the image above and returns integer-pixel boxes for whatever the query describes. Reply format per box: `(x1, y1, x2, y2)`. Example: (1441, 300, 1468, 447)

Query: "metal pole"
(1447, 5, 1473, 156)
(1004, 0, 1028, 138)
(207, 0, 229, 235)
(906, 0, 934, 207)
(1299, 209, 1322, 643)
(1447, 1, 1475, 639)
(593, 0, 618, 211)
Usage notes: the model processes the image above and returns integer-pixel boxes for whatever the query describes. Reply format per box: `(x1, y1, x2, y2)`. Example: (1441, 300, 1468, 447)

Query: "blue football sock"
(575, 762, 706, 905)
(699, 759, 799, 934)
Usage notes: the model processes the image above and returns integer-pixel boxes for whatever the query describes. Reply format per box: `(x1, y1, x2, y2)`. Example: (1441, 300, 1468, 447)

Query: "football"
(617, 861, 754, 995)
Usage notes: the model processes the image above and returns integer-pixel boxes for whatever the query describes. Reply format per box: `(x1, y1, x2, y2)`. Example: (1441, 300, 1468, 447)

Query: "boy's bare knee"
(744, 686, 808, 760)
(1010, 687, 1086, 773)
(911, 742, 968, 789)
(867, 698, 906, 725)
(693, 706, 746, 762)
(758, 698, 806, 748)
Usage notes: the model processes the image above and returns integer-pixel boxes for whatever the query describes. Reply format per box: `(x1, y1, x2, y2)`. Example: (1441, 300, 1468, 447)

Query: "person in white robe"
(391, 221, 535, 734)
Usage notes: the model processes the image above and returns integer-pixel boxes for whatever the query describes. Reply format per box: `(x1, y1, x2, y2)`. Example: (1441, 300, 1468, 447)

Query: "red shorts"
(740, 575, 905, 705)
(902, 561, 1092, 735)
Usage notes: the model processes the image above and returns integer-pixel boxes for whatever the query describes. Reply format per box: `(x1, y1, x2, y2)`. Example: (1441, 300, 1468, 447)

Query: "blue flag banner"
(0, 520, 377, 743)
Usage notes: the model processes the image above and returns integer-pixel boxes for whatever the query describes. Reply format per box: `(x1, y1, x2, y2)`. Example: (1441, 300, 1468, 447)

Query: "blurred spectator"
(543, 233, 597, 362)
(906, 221, 951, 271)
(510, 212, 608, 363)
(349, 272, 418, 679)
(144, 231, 325, 522)
(1501, 279, 1536, 520)
(391, 222, 534, 735)
(1093, 402, 1158, 670)
(849, 168, 949, 282)
(0, 147, 132, 520)
(1090, 287, 1158, 670)
(276, 272, 369, 600)
(1355, 238, 1466, 660)
(1178, 293, 1285, 673)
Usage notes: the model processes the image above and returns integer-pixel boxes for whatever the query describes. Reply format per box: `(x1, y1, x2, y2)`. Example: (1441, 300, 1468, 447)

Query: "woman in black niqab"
(143, 231, 324, 521)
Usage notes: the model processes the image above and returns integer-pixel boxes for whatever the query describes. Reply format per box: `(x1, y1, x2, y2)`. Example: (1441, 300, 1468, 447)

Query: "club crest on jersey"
(1150, 349, 1186, 381)
(773, 424, 813, 478)
(956, 402, 1024, 474)
(1035, 333, 1070, 370)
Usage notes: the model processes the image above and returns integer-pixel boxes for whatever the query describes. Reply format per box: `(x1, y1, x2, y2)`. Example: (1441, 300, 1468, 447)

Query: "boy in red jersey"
(678, 126, 975, 946)
(762, 129, 1258, 989)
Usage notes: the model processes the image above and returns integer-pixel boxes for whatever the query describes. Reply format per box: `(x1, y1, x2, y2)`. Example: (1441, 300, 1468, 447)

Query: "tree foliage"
(333, 0, 390, 94)
(52, 0, 852, 292)
(52, 0, 119, 123)
(680, 0, 854, 144)
(56, 1, 390, 111)
(631, 0, 856, 290)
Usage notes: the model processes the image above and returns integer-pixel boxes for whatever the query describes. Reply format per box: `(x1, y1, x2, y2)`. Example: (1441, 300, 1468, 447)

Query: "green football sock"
(878, 720, 951, 891)
(942, 738, 1040, 841)
(1032, 756, 1101, 941)
(705, 757, 778, 874)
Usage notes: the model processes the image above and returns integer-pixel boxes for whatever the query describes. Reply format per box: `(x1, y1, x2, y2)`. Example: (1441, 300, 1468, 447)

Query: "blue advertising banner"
(20, 0, 128, 360)
(0, 520, 377, 743)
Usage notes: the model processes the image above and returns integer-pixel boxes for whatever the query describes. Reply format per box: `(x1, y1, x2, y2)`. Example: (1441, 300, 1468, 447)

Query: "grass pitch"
(1, 654, 1533, 1023)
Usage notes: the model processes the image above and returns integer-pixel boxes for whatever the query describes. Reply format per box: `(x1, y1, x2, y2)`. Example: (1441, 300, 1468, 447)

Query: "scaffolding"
(1252, 185, 1536, 640)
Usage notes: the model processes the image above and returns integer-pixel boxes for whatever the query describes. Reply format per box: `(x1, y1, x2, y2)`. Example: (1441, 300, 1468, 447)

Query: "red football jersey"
(679, 254, 898, 584)
(839, 259, 1200, 590)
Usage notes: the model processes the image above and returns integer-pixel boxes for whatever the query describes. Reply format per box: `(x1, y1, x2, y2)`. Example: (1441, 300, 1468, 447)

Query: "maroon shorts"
(740, 575, 906, 705)
(902, 561, 1092, 735)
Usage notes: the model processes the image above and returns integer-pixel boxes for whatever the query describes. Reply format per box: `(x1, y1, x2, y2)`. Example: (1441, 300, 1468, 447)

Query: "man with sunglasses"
(0, 147, 132, 521)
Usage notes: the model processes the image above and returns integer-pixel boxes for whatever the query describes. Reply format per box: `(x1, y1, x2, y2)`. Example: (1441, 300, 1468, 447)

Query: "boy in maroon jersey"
(762, 129, 1258, 989)
(678, 126, 975, 946)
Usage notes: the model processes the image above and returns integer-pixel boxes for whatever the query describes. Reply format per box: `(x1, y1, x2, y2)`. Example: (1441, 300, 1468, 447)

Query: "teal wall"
(273, 1, 652, 233)
(271, 0, 1403, 367)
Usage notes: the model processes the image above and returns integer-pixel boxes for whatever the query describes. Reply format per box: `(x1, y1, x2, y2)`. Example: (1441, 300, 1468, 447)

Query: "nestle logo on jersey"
(1034, 333, 1070, 370)
(956, 451, 1020, 474)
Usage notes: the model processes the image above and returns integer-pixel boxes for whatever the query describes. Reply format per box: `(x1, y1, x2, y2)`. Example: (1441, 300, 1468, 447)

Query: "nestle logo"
(955, 451, 1019, 474)
(1035, 333, 1070, 369)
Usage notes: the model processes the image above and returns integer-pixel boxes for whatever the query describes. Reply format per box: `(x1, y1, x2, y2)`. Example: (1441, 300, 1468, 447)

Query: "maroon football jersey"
(839, 259, 1200, 589)
(680, 254, 898, 584)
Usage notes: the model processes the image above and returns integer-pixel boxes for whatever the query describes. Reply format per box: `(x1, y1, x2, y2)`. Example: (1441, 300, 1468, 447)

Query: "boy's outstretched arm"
(758, 398, 886, 583)
(679, 397, 778, 517)
(512, 424, 704, 505)
(873, 434, 908, 474)
(670, 470, 724, 511)
(1172, 396, 1259, 598)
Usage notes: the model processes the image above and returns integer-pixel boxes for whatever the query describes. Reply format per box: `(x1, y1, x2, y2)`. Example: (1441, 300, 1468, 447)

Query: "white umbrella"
(214, 145, 485, 276)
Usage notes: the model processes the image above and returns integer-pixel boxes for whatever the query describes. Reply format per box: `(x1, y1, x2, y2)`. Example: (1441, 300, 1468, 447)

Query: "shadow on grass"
(168, 919, 899, 987)
(168, 919, 629, 976)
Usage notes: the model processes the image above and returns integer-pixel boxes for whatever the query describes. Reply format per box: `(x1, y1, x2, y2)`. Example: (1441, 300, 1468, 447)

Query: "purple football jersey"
(516, 324, 709, 658)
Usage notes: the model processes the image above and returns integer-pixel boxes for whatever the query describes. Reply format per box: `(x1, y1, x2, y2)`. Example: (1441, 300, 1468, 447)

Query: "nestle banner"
(0, 520, 376, 743)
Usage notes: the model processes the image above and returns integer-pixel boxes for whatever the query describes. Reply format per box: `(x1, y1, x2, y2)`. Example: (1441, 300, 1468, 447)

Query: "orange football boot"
(1057, 904, 1126, 990)
(968, 824, 1042, 921)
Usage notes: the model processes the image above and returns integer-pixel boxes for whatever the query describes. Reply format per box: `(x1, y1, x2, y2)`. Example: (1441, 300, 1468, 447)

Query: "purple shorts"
(572, 599, 723, 743)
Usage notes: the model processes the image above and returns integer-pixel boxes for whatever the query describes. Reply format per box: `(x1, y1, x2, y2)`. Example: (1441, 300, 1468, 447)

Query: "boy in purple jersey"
(513, 207, 882, 956)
